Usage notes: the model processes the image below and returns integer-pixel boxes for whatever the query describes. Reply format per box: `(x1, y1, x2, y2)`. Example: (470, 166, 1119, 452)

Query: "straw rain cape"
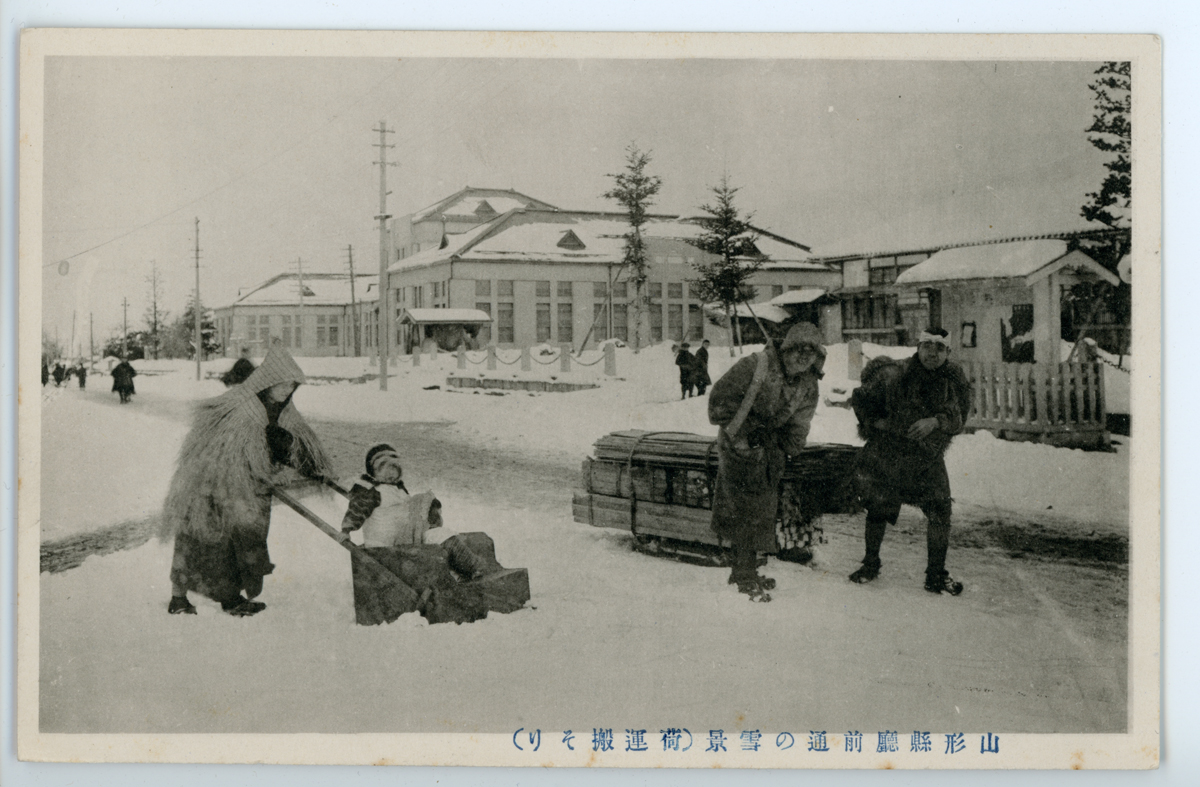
(160, 346, 331, 544)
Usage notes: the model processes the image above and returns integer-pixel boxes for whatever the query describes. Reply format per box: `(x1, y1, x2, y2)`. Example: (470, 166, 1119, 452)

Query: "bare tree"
(143, 262, 169, 360)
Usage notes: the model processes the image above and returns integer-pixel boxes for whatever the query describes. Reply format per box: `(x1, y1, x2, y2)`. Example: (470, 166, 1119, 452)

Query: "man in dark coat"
(52, 363, 66, 387)
(674, 342, 695, 399)
(693, 339, 712, 395)
(75, 363, 87, 389)
(708, 322, 824, 601)
(111, 358, 137, 404)
(42, 359, 49, 386)
(221, 346, 256, 387)
(848, 328, 972, 595)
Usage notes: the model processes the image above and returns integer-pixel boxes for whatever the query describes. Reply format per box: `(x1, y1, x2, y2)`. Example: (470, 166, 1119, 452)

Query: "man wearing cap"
(848, 327, 972, 595)
(221, 346, 256, 387)
(708, 322, 825, 601)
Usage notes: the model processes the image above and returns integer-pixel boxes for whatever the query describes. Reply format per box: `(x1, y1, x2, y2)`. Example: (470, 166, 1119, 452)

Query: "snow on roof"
(894, 240, 1116, 287)
(231, 273, 378, 308)
(704, 301, 793, 323)
(390, 210, 818, 271)
(410, 187, 558, 222)
(400, 308, 493, 324)
(388, 221, 500, 273)
(769, 287, 829, 306)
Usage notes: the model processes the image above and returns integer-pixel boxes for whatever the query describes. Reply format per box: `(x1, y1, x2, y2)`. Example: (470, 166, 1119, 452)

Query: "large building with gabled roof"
(382, 201, 838, 351)
(212, 271, 377, 358)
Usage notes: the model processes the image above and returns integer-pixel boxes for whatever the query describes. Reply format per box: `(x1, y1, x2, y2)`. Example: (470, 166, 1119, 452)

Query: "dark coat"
(675, 349, 695, 386)
(221, 357, 256, 387)
(708, 347, 821, 552)
(52, 365, 66, 385)
(111, 361, 137, 394)
(693, 346, 711, 387)
(42, 361, 49, 386)
(852, 353, 971, 507)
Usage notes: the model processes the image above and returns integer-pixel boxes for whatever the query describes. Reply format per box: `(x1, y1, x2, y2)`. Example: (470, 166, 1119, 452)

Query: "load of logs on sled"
(573, 430, 860, 563)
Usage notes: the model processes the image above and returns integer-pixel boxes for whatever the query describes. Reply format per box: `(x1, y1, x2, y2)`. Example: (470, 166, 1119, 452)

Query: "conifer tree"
(604, 143, 662, 352)
(687, 175, 763, 356)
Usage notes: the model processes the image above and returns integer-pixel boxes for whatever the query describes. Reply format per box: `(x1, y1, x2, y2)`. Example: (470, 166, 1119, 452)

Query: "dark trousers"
(862, 499, 952, 578)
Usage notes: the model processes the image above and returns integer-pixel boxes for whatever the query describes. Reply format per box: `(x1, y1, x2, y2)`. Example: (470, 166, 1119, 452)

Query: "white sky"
(39, 57, 1111, 350)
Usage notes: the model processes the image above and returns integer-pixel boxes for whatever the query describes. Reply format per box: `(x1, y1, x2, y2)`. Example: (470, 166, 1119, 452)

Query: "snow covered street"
(35, 345, 1130, 735)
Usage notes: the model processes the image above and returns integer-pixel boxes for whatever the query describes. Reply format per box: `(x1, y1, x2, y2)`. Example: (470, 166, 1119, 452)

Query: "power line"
(45, 62, 408, 268)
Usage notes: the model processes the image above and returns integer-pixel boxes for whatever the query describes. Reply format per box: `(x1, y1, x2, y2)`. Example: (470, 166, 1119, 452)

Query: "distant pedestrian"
(675, 342, 695, 399)
(111, 358, 137, 404)
(221, 346, 256, 387)
(161, 342, 332, 617)
(848, 328, 973, 595)
(75, 364, 87, 390)
(708, 322, 825, 601)
(693, 339, 712, 395)
(42, 359, 49, 386)
(52, 363, 66, 387)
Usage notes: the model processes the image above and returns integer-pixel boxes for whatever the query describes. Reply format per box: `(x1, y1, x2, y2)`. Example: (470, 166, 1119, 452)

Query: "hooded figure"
(707, 322, 825, 601)
(161, 343, 332, 616)
(674, 342, 696, 399)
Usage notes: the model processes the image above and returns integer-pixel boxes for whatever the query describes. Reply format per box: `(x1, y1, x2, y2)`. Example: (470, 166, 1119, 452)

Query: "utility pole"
(194, 217, 202, 381)
(297, 256, 305, 351)
(347, 244, 361, 357)
(122, 297, 129, 357)
(89, 313, 94, 369)
(373, 121, 395, 390)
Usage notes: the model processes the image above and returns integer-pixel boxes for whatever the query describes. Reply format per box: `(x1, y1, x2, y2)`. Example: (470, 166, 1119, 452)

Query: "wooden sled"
(274, 482, 531, 626)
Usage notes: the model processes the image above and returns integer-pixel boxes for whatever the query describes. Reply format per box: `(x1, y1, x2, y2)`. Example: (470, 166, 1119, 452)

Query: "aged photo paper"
(17, 30, 1161, 768)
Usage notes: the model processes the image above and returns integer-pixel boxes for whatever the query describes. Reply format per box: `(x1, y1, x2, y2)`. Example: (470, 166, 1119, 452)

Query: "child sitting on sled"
(340, 443, 489, 580)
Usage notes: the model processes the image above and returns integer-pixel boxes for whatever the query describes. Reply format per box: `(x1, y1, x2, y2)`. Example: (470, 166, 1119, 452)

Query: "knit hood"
(779, 322, 826, 357)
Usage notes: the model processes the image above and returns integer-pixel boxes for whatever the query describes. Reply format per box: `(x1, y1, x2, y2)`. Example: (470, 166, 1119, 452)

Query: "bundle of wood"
(573, 430, 860, 555)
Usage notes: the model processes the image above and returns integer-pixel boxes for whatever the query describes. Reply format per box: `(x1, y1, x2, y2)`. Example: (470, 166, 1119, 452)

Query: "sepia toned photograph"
(16, 30, 1161, 769)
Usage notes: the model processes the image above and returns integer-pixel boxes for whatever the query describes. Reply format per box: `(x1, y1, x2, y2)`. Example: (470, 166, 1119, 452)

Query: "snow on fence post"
(457, 344, 467, 370)
(487, 345, 497, 371)
(412, 349, 420, 367)
(560, 344, 571, 372)
(847, 339, 863, 381)
(521, 347, 532, 371)
(604, 343, 617, 376)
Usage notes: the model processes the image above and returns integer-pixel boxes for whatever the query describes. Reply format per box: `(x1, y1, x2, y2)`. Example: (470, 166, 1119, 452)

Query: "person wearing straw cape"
(160, 340, 332, 616)
(708, 322, 825, 602)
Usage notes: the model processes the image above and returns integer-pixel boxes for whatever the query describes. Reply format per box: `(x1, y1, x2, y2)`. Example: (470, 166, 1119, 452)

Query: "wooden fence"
(962, 360, 1107, 442)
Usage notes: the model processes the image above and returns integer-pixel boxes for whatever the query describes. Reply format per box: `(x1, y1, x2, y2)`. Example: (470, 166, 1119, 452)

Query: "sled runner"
(573, 430, 860, 566)
(273, 480, 530, 626)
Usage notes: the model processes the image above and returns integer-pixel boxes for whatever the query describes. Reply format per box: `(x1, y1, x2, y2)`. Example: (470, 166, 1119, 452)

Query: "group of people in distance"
(43, 359, 89, 390)
(706, 322, 971, 602)
(673, 339, 712, 399)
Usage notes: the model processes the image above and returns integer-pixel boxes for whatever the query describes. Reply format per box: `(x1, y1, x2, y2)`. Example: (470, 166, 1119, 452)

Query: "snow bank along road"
(38, 394, 1127, 735)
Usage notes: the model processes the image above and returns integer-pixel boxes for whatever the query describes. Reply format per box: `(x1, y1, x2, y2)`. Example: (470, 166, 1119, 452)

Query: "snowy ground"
(35, 343, 1130, 736)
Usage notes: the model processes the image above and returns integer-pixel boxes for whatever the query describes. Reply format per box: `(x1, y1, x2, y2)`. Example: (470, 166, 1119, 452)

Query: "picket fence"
(962, 360, 1107, 441)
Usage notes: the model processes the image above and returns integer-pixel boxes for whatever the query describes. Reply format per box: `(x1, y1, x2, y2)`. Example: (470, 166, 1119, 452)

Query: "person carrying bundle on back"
(847, 328, 972, 595)
(708, 322, 825, 602)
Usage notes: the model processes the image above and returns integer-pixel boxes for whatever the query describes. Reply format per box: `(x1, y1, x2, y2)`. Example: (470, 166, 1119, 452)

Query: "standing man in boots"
(708, 323, 824, 601)
(848, 328, 972, 595)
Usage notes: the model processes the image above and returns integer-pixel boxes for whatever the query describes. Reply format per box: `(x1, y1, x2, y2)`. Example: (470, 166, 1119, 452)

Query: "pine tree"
(687, 175, 764, 356)
(1070, 61, 1132, 359)
(1081, 62, 1131, 234)
(162, 297, 219, 359)
(604, 143, 663, 352)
